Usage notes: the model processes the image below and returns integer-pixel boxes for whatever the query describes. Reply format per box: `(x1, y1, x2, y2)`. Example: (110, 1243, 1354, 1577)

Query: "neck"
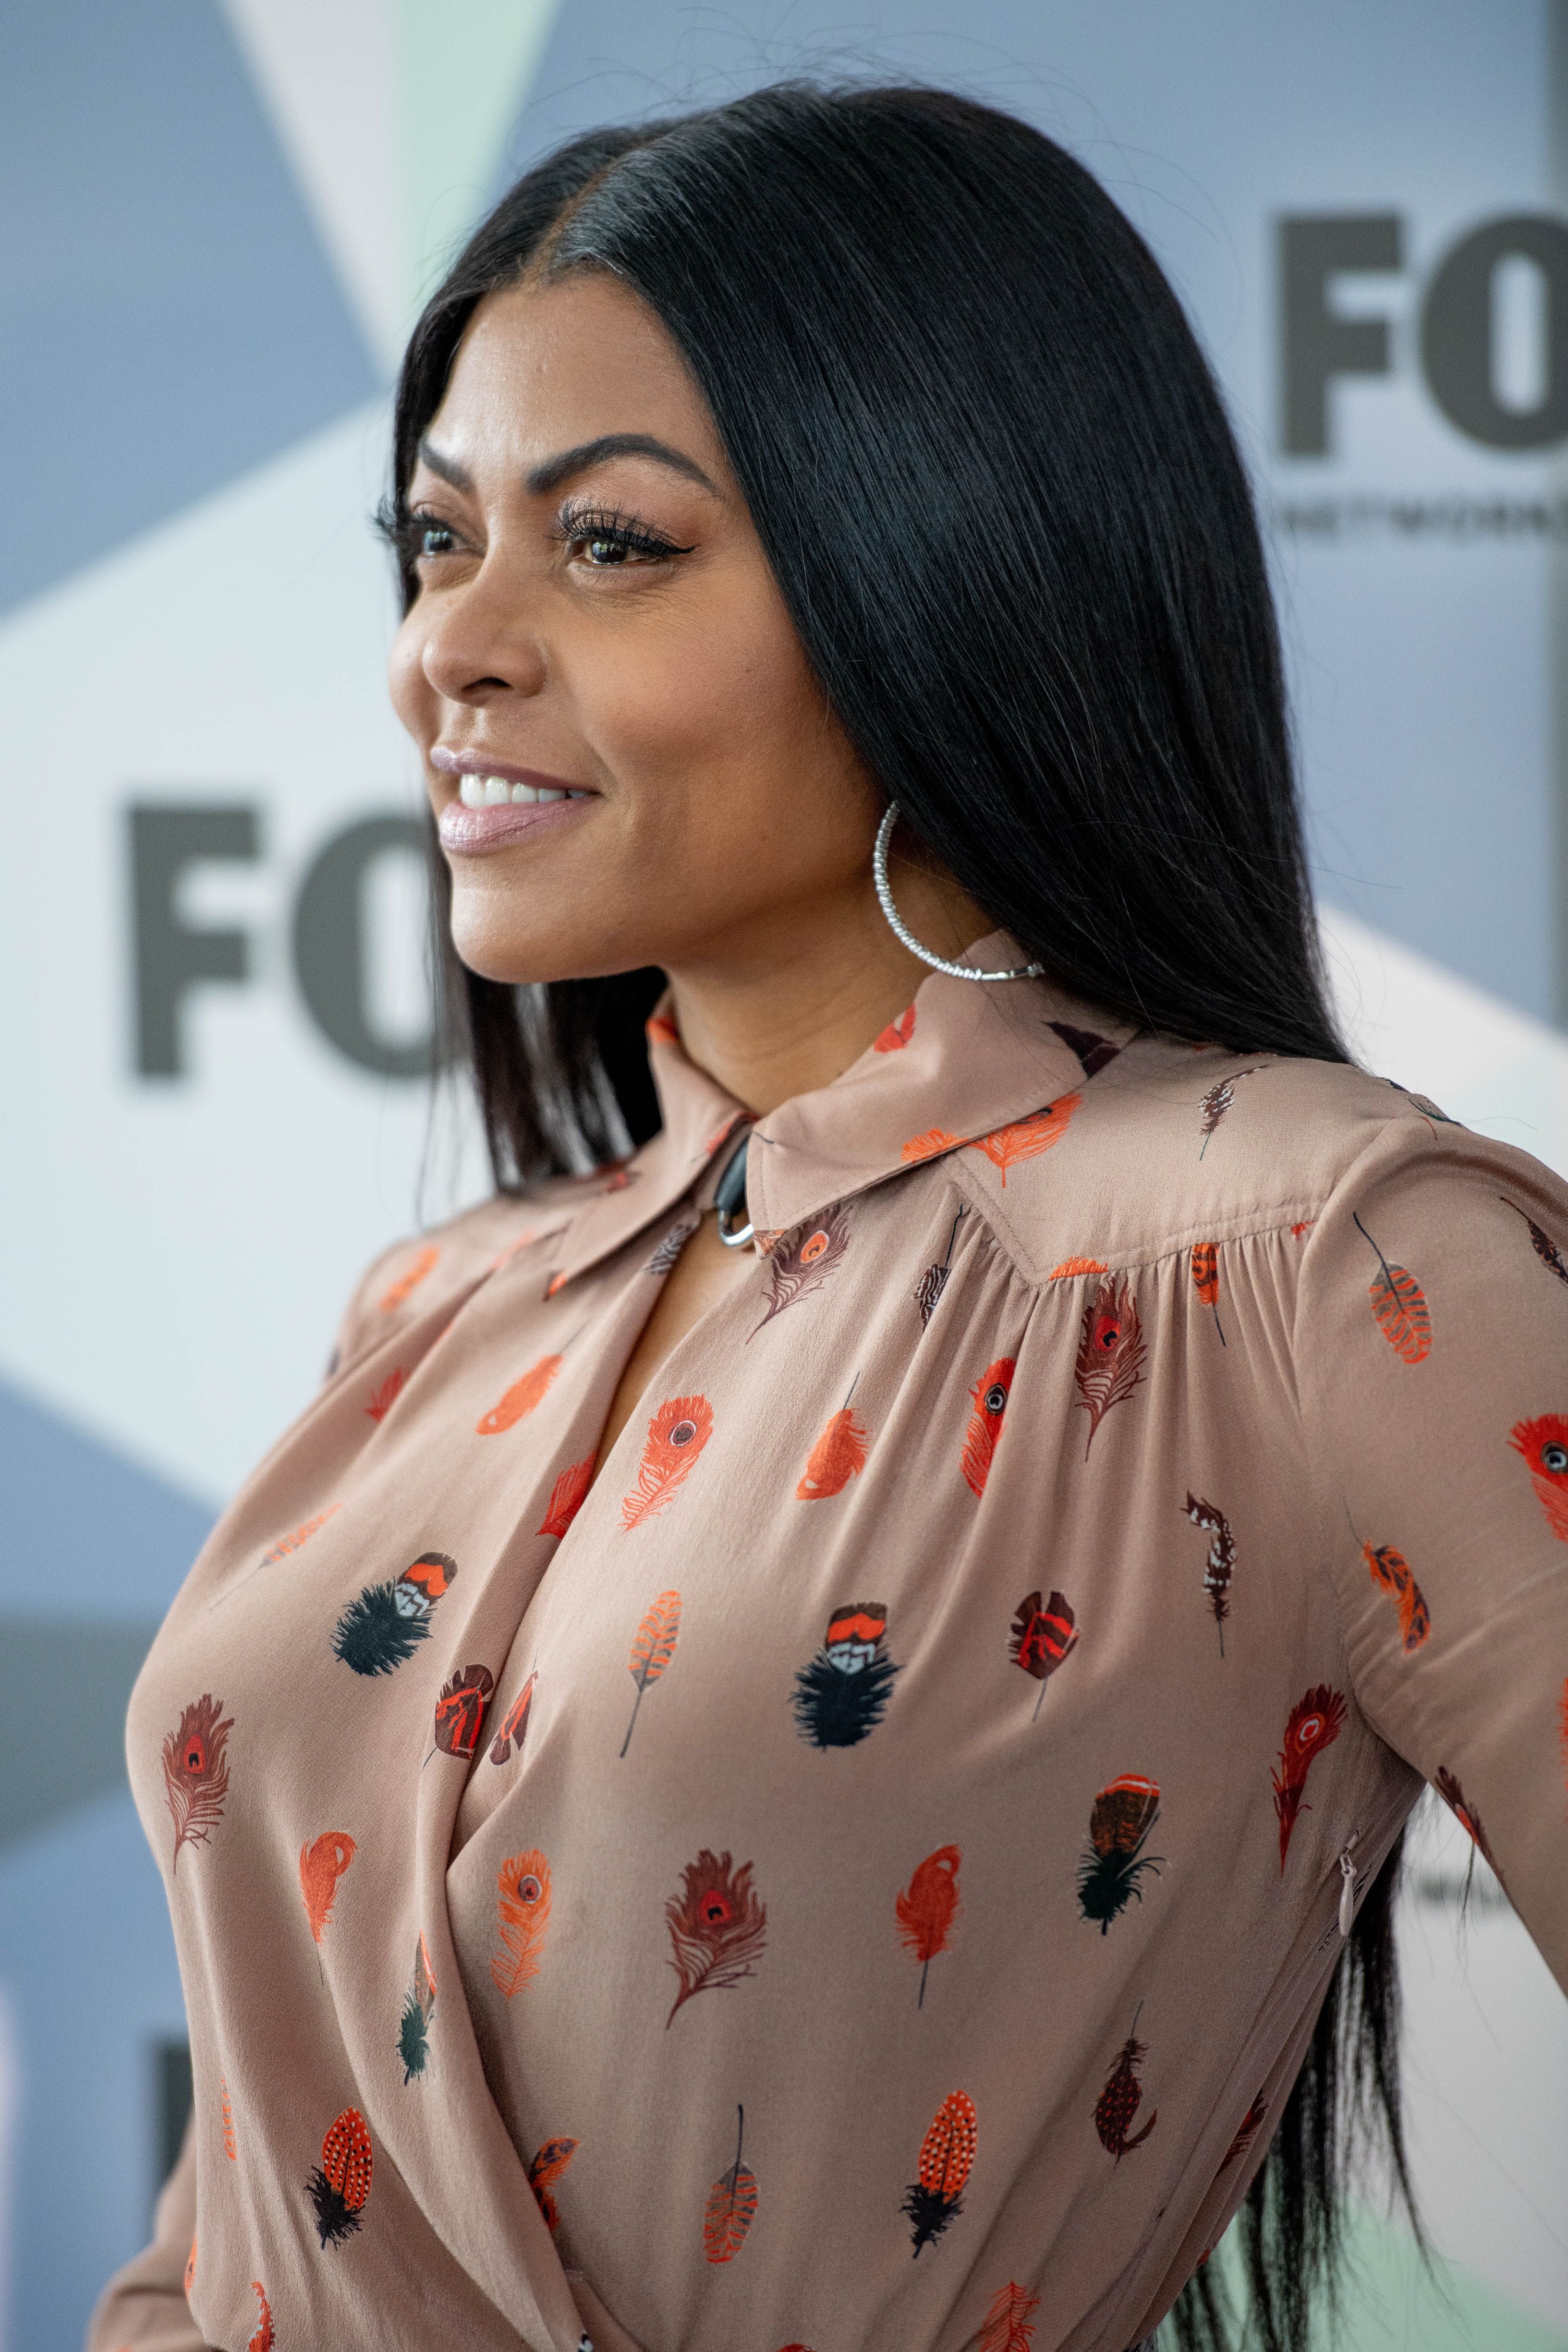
(664, 863, 997, 1116)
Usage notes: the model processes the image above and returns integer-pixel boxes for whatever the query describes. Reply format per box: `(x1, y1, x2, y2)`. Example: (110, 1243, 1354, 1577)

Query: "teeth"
(457, 773, 590, 810)
(537, 786, 565, 803)
(483, 776, 510, 806)
(459, 775, 485, 808)
(510, 782, 538, 804)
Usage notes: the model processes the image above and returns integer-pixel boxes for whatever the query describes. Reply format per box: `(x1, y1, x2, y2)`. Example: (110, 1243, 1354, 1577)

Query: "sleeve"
(85, 2114, 211, 2352)
(1294, 1110, 1568, 1990)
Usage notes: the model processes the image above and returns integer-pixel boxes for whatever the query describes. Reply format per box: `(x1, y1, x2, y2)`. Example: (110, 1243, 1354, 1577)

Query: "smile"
(456, 774, 592, 808)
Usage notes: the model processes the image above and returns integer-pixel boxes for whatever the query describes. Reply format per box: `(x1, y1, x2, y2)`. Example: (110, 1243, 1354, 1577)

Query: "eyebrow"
(527, 434, 719, 498)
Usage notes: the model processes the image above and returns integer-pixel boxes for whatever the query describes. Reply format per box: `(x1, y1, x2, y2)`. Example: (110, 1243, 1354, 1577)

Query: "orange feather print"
(365, 1367, 406, 1422)
(220, 2077, 236, 2159)
(1361, 1542, 1431, 1649)
(476, 1352, 563, 1435)
(526, 2135, 579, 2235)
(377, 1244, 438, 1312)
(1353, 1213, 1432, 1364)
(621, 1395, 713, 1528)
(1049, 1256, 1107, 1279)
(538, 1454, 595, 1538)
(961, 1358, 1015, 1496)
(977, 2282, 1041, 2352)
(1509, 1413, 1568, 1540)
(796, 1383, 868, 1499)
(490, 1849, 553, 1997)
(259, 1504, 340, 1566)
(185, 2236, 196, 2295)
(1191, 1242, 1226, 1344)
(162, 1694, 233, 1872)
(875, 1005, 916, 1050)
(622, 1589, 681, 1755)
(704, 2105, 759, 2264)
(896, 1845, 960, 2007)
(490, 1671, 537, 1766)
(245, 2281, 275, 2352)
(903, 2090, 977, 2254)
(967, 1092, 1081, 1184)
(645, 1009, 681, 1046)
(901, 1127, 962, 1164)
(299, 1831, 357, 1945)
(1073, 1277, 1146, 1456)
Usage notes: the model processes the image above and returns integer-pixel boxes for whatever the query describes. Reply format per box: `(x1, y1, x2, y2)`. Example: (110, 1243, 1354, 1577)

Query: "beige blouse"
(93, 943, 1568, 2352)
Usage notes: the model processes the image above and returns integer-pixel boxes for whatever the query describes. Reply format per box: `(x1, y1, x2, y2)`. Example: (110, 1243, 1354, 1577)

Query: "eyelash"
(379, 501, 693, 569)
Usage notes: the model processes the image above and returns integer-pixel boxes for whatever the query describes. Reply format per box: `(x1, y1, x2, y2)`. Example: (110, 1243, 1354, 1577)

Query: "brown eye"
(418, 521, 455, 558)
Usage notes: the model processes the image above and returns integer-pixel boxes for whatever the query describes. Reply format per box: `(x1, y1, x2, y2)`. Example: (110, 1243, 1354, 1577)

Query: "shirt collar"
(543, 934, 1132, 1286)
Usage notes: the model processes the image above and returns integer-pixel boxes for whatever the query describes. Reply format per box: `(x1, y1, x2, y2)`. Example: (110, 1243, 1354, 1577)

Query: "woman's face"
(389, 269, 882, 989)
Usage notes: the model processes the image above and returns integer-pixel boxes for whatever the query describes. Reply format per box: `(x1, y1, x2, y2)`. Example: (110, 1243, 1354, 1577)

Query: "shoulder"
(949, 1036, 1568, 1282)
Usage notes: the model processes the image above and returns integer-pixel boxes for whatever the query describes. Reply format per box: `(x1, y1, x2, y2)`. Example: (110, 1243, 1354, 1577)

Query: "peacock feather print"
(1074, 1277, 1146, 1456)
(399, 1932, 438, 2083)
(162, 1694, 234, 1872)
(703, 2106, 759, 2264)
(961, 1358, 1015, 1496)
(750, 1205, 851, 1336)
(1009, 1589, 1079, 1719)
(1094, 2009, 1157, 2160)
(1353, 1213, 1432, 1363)
(527, 2135, 579, 2235)
(304, 2107, 372, 2249)
(1271, 1686, 1347, 1869)
(332, 1551, 455, 1677)
(902, 2090, 977, 2255)
(622, 1398, 713, 1528)
(1077, 1777, 1162, 1933)
(1509, 1413, 1568, 1540)
(666, 1850, 767, 2025)
(1184, 1495, 1236, 1652)
(621, 1590, 681, 1756)
(791, 1601, 901, 1748)
(490, 1850, 553, 1997)
(895, 1845, 960, 2006)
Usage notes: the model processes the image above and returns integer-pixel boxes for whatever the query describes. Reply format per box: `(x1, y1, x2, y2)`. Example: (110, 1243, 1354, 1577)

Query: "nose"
(419, 555, 547, 710)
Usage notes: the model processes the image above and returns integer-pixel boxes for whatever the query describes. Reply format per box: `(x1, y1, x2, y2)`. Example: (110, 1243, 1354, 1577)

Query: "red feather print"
(901, 1127, 962, 1164)
(377, 1244, 438, 1312)
(299, 1831, 356, 1944)
(621, 1589, 681, 1756)
(538, 1454, 594, 1538)
(621, 1397, 713, 1528)
(1508, 1413, 1568, 1540)
(259, 1504, 340, 1567)
(1219, 2091, 1268, 2170)
(1434, 1767, 1503, 1877)
(1501, 1197, 1568, 1286)
(914, 1207, 965, 1327)
(1361, 1542, 1431, 1649)
(1009, 1589, 1079, 1719)
(1185, 1495, 1236, 1653)
(162, 1695, 233, 1872)
(433, 1662, 495, 1758)
(666, 1849, 767, 2025)
(1198, 1067, 1263, 1157)
(1353, 1213, 1432, 1364)
(221, 2078, 236, 2160)
(646, 1009, 680, 1047)
(526, 2135, 579, 2235)
(978, 2282, 1041, 2352)
(489, 1671, 537, 1766)
(795, 1385, 868, 1500)
(1074, 1277, 1146, 1456)
(704, 2106, 759, 2264)
(875, 1005, 916, 1051)
(961, 1358, 1015, 1496)
(544, 1270, 570, 1299)
(476, 1352, 563, 1435)
(1190, 1242, 1226, 1345)
(1049, 1256, 1107, 1279)
(750, 1206, 851, 1336)
(1049, 1019, 1121, 1078)
(245, 2281, 274, 2352)
(903, 2090, 977, 2255)
(365, 1367, 406, 1422)
(304, 2106, 372, 2249)
(1094, 2009, 1157, 2160)
(1271, 1685, 1347, 1868)
(491, 1849, 553, 1997)
(896, 1845, 961, 2006)
(967, 1094, 1082, 1184)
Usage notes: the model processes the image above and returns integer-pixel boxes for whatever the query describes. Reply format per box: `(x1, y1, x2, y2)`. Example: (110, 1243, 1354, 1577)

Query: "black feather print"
(1501, 1197, 1568, 1287)
(915, 1207, 964, 1327)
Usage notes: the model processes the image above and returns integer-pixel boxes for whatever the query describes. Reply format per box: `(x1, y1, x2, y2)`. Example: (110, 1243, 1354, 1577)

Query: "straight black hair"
(385, 83, 1415, 2346)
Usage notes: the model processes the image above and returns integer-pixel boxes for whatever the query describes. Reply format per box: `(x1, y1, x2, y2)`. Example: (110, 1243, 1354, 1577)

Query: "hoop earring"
(873, 806, 1044, 983)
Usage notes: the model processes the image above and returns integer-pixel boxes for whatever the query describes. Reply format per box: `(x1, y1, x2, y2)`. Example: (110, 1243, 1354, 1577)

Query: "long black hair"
(385, 84, 1416, 2347)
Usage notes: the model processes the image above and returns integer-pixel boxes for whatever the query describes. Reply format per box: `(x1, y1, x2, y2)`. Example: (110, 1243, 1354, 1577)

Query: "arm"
(1295, 1113, 1568, 1985)
(86, 2114, 211, 2352)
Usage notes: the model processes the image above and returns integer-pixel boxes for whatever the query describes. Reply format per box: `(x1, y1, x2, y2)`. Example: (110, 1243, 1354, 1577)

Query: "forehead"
(423, 270, 726, 483)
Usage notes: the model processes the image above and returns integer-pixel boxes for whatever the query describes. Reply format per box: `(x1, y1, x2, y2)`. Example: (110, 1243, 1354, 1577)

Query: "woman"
(92, 83, 1567, 2352)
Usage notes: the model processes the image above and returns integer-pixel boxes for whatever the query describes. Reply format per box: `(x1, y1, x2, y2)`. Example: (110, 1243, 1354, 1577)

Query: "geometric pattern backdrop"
(1, 4, 1564, 2346)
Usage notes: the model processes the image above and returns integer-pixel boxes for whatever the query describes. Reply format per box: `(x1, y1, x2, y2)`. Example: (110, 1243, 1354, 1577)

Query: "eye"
(1543, 1442, 1568, 1474)
(669, 1419, 697, 1448)
(557, 501, 693, 570)
(985, 1383, 1009, 1414)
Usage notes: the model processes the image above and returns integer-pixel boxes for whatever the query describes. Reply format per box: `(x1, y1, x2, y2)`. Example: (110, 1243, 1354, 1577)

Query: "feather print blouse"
(97, 943, 1568, 2352)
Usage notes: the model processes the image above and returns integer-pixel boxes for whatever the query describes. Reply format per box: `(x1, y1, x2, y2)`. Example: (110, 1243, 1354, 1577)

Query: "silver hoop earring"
(873, 806, 1044, 983)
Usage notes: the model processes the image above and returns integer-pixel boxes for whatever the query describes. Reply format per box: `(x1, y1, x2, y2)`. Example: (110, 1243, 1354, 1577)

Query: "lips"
(437, 793, 595, 854)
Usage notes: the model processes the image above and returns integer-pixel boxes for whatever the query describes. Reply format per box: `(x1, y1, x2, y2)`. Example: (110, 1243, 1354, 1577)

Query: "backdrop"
(1, 3, 1565, 2346)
